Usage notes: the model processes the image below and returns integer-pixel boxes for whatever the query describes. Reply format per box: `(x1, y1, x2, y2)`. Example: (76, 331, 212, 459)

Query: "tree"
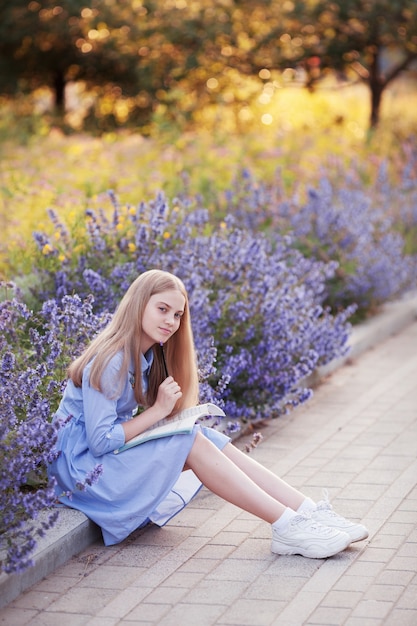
(1, 1, 415, 130)
(136, 0, 417, 130)
(250, 0, 417, 128)
(0, 0, 142, 113)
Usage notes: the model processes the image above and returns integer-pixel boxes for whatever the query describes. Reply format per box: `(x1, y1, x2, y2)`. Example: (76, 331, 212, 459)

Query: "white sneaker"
(271, 514, 351, 559)
(312, 496, 369, 543)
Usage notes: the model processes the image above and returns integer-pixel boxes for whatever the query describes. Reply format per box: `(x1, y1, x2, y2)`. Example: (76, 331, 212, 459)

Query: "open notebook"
(114, 403, 225, 453)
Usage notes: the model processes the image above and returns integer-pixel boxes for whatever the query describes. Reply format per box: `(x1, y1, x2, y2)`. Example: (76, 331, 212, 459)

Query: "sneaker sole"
(271, 534, 351, 559)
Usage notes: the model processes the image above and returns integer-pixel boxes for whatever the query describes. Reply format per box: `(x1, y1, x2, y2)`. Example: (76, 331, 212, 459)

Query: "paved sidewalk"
(1, 320, 417, 625)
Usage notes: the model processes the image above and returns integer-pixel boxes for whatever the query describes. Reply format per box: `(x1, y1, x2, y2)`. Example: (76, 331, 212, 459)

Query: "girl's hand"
(123, 376, 183, 443)
(155, 376, 182, 416)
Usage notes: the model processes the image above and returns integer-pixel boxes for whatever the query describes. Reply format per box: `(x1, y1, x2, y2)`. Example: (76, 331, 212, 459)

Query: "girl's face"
(140, 289, 186, 353)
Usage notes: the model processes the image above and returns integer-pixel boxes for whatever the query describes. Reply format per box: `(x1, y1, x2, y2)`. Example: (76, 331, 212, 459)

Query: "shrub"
(3, 196, 355, 571)
(24, 192, 353, 421)
(0, 284, 109, 573)
(223, 165, 417, 321)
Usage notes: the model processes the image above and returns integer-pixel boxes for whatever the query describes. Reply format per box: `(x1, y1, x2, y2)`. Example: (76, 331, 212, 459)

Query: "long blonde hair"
(68, 269, 199, 410)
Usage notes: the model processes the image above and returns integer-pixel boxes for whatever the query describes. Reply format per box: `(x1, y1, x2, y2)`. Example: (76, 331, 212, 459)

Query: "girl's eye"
(174, 312, 183, 319)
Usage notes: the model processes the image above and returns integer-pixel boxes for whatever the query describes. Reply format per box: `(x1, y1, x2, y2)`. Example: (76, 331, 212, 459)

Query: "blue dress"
(49, 351, 230, 546)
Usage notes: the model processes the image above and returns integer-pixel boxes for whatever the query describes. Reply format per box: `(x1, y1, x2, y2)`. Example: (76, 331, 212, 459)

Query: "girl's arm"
(83, 384, 124, 456)
(122, 376, 182, 442)
(82, 356, 126, 456)
(82, 355, 182, 455)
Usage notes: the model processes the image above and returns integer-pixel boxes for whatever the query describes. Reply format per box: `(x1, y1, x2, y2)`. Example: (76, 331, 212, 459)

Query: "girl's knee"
(186, 430, 214, 463)
(190, 430, 206, 452)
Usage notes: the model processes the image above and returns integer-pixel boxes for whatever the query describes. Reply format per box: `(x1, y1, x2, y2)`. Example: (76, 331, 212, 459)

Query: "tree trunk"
(369, 81, 383, 129)
(368, 45, 384, 129)
(53, 71, 66, 113)
(370, 52, 417, 128)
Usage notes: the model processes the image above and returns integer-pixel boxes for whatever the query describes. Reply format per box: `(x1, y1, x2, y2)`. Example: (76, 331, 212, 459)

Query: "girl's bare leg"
(222, 442, 306, 511)
(185, 432, 358, 559)
(185, 432, 286, 523)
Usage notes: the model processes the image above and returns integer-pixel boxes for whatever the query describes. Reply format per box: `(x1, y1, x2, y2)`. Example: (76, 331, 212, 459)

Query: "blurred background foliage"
(0, 0, 416, 135)
(0, 0, 416, 279)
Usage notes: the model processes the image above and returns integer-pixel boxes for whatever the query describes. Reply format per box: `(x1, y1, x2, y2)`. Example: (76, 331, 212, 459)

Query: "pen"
(160, 342, 169, 378)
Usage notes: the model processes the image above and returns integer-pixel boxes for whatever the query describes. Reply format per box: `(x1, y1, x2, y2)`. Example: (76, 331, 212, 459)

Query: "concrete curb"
(1, 293, 416, 609)
(310, 291, 417, 385)
(0, 510, 101, 609)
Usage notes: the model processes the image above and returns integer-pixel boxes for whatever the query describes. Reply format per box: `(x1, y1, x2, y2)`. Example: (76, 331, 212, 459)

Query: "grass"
(1, 78, 416, 278)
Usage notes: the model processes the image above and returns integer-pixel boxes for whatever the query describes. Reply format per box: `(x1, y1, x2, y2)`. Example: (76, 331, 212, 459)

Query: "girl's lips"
(159, 328, 171, 335)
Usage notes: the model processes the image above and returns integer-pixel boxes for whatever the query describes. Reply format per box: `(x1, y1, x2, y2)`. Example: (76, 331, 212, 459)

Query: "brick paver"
(1, 322, 416, 625)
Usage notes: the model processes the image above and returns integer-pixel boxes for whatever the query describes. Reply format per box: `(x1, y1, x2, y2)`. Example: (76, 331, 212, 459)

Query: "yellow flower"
(58, 253, 66, 262)
(42, 244, 54, 256)
(128, 242, 136, 252)
(163, 232, 171, 239)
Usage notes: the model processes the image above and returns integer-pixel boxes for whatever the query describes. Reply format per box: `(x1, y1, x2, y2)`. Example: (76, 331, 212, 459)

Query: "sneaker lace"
(316, 489, 339, 518)
(292, 513, 334, 535)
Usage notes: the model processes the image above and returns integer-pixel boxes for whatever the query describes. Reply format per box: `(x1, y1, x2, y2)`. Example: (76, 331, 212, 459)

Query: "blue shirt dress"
(49, 351, 230, 546)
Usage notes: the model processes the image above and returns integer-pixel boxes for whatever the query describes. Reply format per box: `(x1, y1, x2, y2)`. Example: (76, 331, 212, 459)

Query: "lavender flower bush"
(0, 284, 109, 573)
(225, 164, 417, 320)
(27, 192, 354, 421)
(4, 195, 352, 572)
(285, 181, 416, 318)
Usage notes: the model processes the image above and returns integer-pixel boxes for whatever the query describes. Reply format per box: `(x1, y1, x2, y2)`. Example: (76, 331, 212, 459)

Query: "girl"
(50, 269, 368, 559)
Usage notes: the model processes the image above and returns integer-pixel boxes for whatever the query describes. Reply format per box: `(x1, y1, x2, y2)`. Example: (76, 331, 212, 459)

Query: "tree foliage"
(253, 0, 417, 128)
(0, 0, 143, 111)
(0, 0, 416, 130)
